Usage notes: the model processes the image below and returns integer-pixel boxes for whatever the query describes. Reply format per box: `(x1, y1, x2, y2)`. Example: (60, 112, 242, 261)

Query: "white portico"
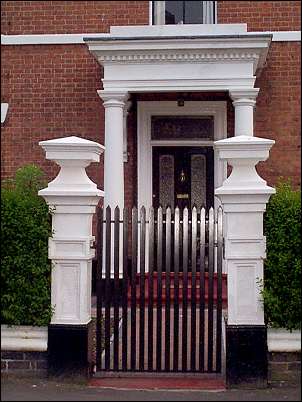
(84, 23, 272, 212)
(84, 23, 275, 331)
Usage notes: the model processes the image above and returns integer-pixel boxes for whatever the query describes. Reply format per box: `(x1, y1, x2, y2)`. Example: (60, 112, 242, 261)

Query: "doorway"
(152, 146, 214, 210)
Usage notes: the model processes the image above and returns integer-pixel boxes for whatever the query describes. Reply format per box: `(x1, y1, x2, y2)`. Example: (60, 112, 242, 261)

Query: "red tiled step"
(126, 272, 227, 307)
(89, 377, 226, 391)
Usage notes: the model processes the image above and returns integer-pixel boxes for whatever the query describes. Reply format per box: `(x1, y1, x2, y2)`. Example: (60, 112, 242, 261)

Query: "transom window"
(152, 1, 216, 25)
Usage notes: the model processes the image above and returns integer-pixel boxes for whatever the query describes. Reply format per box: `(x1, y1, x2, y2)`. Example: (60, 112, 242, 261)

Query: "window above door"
(152, 1, 216, 25)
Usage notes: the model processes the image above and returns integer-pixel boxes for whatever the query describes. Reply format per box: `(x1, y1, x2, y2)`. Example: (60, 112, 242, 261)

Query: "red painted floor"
(88, 377, 226, 391)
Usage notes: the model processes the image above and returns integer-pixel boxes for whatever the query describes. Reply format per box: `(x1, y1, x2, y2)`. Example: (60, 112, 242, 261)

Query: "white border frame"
(137, 101, 227, 211)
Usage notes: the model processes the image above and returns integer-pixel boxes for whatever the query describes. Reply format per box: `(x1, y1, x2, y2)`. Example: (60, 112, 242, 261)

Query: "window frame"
(149, 1, 217, 25)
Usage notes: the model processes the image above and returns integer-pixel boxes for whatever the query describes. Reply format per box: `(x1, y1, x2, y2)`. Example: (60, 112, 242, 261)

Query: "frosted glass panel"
(191, 154, 206, 208)
(159, 155, 174, 209)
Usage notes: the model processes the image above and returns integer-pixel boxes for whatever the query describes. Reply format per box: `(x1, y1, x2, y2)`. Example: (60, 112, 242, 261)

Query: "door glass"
(191, 154, 206, 209)
(159, 154, 175, 209)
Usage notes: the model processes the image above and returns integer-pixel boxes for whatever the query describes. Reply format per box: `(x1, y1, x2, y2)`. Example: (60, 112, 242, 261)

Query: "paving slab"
(1, 376, 301, 401)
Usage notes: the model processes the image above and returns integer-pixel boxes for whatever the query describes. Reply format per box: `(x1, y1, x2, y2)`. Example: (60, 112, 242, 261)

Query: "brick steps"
(126, 272, 227, 307)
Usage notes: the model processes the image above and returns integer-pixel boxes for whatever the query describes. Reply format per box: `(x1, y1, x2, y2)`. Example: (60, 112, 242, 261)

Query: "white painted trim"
(267, 328, 301, 353)
(1, 325, 48, 352)
(214, 1, 218, 24)
(137, 101, 227, 212)
(149, 1, 153, 25)
(1, 31, 300, 45)
(268, 31, 301, 42)
(102, 78, 257, 93)
(1, 103, 9, 124)
(1, 33, 109, 45)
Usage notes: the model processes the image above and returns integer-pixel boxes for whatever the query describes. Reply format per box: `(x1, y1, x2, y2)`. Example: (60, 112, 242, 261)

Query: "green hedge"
(263, 181, 301, 330)
(1, 165, 52, 326)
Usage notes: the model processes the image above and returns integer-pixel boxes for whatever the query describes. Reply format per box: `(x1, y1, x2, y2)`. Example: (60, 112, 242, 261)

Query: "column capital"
(229, 88, 259, 105)
(97, 90, 129, 108)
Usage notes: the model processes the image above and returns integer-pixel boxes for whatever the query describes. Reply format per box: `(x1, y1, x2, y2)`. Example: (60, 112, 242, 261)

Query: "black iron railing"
(96, 206, 225, 373)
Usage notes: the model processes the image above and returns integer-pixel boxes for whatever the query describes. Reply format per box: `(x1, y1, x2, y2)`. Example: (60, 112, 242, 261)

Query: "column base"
(226, 325, 268, 388)
(48, 321, 94, 378)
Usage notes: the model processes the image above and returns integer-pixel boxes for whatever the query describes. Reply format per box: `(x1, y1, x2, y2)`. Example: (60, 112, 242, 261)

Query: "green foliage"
(1, 165, 53, 326)
(262, 180, 301, 330)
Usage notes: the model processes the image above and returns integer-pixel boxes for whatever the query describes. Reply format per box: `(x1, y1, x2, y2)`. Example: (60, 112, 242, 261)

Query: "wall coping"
(1, 325, 48, 352)
(267, 328, 301, 353)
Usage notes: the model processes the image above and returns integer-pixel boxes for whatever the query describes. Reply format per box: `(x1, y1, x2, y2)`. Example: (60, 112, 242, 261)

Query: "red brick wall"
(1, 1, 149, 34)
(218, 2, 301, 188)
(2, 1, 300, 35)
(255, 42, 301, 187)
(1, 0, 149, 210)
(218, 1, 301, 31)
(1, 45, 103, 187)
(0, 42, 141, 209)
(1, 1, 301, 196)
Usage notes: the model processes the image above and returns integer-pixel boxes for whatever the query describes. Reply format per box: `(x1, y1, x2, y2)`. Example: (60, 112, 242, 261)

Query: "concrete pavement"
(1, 376, 301, 401)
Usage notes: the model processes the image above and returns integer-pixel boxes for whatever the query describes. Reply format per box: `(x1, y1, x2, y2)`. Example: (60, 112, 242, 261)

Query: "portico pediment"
(84, 24, 271, 93)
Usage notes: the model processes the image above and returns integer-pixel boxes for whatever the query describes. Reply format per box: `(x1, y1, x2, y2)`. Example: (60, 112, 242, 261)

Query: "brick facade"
(1, 351, 48, 377)
(218, 1, 301, 32)
(1, 0, 301, 200)
(268, 352, 301, 386)
(1, 1, 149, 35)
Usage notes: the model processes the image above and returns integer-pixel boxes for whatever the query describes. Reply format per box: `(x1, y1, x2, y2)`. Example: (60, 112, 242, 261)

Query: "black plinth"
(48, 321, 93, 378)
(226, 325, 268, 388)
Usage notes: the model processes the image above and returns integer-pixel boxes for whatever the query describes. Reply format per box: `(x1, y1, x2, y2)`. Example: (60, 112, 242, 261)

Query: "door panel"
(191, 154, 207, 209)
(159, 154, 175, 210)
(152, 146, 214, 210)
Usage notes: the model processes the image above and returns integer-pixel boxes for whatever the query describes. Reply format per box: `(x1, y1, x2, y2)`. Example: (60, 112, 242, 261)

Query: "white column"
(230, 88, 259, 137)
(98, 90, 129, 210)
(38, 136, 104, 325)
(214, 135, 275, 325)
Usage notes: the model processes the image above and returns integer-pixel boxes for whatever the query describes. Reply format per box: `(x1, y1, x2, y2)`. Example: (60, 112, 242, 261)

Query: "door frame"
(137, 101, 227, 211)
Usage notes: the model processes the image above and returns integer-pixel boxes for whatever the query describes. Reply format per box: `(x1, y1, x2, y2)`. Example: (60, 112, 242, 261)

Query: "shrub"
(1, 165, 52, 326)
(262, 180, 301, 330)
